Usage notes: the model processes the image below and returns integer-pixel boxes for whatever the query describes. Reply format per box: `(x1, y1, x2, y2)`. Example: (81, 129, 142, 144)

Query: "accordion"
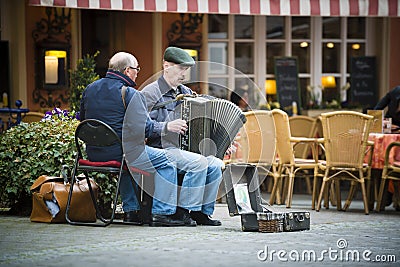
(179, 95, 247, 159)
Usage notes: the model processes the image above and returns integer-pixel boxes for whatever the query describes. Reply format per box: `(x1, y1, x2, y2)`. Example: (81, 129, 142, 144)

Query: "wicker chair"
(376, 141, 400, 211)
(289, 115, 317, 158)
(289, 115, 318, 194)
(316, 111, 374, 215)
(239, 111, 276, 166)
(230, 110, 277, 198)
(22, 112, 45, 123)
(271, 109, 322, 209)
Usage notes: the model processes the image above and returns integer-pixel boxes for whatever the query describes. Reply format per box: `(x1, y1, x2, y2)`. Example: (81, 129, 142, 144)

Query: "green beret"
(163, 47, 195, 66)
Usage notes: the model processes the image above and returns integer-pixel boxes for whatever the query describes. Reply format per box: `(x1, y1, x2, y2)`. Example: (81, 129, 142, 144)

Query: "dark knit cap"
(163, 46, 195, 66)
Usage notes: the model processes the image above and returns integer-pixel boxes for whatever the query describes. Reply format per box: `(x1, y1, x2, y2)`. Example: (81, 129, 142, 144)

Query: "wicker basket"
(257, 212, 284, 233)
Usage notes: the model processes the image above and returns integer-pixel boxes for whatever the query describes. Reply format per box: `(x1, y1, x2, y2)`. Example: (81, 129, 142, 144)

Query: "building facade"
(1, 0, 400, 113)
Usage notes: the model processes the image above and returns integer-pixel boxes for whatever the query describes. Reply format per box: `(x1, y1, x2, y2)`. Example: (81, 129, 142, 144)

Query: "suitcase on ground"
(241, 211, 310, 232)
(224, 163, 263, 216)
(240, 213, 261, 232)
(283, 211, 310, 231)
(223, 163, 310, 232)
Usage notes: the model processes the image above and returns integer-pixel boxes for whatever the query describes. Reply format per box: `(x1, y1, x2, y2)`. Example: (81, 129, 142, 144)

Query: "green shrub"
(0, 109, 115, 215)
(0, 115, 78, 213)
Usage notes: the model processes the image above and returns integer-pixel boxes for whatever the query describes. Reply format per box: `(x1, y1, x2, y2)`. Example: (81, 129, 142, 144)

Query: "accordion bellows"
(180, 95, 247, 159)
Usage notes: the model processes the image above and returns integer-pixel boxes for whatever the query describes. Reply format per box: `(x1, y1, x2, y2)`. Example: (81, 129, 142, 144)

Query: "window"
(208, 15, 229, 99)
(321, 17, 366, 104)
(208, 15, 256, 107)
(322, 42, 340, 73)
(292, 17, 310, 39)
(266, 17, 285, 75)
(208, 15, 228, 39)
(235, 16, 253, 39)
(347, 18, 366, 39)
(235, 43, 253, 74)
(323, 17, 340, 39)
(290, 17, 311, 108)
(207, 15, 368, 110)
(266, 43, 284, 74)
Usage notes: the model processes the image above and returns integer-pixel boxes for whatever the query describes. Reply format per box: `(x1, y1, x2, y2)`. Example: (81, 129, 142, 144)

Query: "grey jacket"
(141, 75, 193, 148)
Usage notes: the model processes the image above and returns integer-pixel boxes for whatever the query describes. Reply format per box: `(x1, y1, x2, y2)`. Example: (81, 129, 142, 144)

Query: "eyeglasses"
(127, 66, 141, 73)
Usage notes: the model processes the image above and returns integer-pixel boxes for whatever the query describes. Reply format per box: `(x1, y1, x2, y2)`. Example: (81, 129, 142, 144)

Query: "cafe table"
(365, 132, 400, 209)
(367, 133, 400, 169)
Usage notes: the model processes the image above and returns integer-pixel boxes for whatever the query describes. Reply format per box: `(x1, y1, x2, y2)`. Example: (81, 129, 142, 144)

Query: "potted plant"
(69, 51, 100, 113)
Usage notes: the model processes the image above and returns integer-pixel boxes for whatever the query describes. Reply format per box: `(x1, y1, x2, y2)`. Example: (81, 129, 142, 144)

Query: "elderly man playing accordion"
(142, 47, 224, 226)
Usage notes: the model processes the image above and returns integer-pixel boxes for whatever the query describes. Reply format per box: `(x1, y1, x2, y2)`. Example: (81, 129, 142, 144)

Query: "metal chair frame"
(65, 119, 149, 227)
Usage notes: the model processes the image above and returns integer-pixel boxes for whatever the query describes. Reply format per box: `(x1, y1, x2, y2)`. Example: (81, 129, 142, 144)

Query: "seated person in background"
(80, 51, 194, 227)
(374, 85, 400, 127)
(230, 87, 250, 112)
(141, 46, 224, 226)
(374, 85, 400, 207)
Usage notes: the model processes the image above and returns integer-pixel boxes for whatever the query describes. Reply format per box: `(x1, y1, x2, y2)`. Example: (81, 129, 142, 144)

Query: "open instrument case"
(223, 163, 310, 233)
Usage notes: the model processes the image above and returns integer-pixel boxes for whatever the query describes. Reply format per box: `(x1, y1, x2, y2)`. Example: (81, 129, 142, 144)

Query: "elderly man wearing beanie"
(141, 47, 223, 226)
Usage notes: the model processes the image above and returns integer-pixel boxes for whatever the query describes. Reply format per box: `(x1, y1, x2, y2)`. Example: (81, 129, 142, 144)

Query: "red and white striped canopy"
(29, 0, 400, 17)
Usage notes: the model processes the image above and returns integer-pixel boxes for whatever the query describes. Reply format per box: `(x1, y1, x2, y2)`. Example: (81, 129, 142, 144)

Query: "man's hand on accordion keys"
(225, 141, 238, 156)
(167, 119, 188, 135)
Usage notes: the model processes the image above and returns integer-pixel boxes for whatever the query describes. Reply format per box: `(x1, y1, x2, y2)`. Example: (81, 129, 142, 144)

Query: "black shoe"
(190, 211, 221, 226)
(150, 214, 185, 227)
(123, 211, 143, 225)
(173, 207, 197, 227)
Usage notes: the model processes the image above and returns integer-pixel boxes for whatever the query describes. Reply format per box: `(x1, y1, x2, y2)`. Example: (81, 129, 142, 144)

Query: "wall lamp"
(32, 7, 71, 108)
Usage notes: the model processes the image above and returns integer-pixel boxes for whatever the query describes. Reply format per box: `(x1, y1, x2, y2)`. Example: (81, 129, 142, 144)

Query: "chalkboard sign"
(274, 57, 301, 116)
(350, 56, 377, 108)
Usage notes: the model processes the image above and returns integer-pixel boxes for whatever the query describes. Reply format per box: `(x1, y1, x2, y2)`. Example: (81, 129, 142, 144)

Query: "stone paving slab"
(0, 199, 399, 267)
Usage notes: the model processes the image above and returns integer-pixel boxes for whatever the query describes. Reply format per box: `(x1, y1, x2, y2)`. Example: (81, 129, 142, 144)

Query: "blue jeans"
(89, 144, 179, 214)
(100, 145, 223, 216)
(203, 155, 224, 215)
(126, 145, 178, 215)
(164, 148, 224, 216)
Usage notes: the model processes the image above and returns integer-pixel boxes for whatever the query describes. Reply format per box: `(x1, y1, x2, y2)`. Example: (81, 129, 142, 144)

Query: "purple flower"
(41, 107, 78, 122)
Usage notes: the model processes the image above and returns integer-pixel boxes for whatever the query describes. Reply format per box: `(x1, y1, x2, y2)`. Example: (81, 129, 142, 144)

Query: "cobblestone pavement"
(0, 196, 399, 267)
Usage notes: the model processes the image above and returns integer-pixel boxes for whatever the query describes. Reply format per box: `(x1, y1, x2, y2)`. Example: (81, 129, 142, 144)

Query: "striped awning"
(29, 0, 400, 17)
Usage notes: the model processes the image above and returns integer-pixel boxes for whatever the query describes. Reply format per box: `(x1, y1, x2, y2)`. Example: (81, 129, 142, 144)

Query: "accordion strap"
(151, 94, 193, 110)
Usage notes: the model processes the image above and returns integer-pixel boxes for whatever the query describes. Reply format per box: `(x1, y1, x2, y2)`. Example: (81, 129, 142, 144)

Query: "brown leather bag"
(30, 175, 99, 223)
